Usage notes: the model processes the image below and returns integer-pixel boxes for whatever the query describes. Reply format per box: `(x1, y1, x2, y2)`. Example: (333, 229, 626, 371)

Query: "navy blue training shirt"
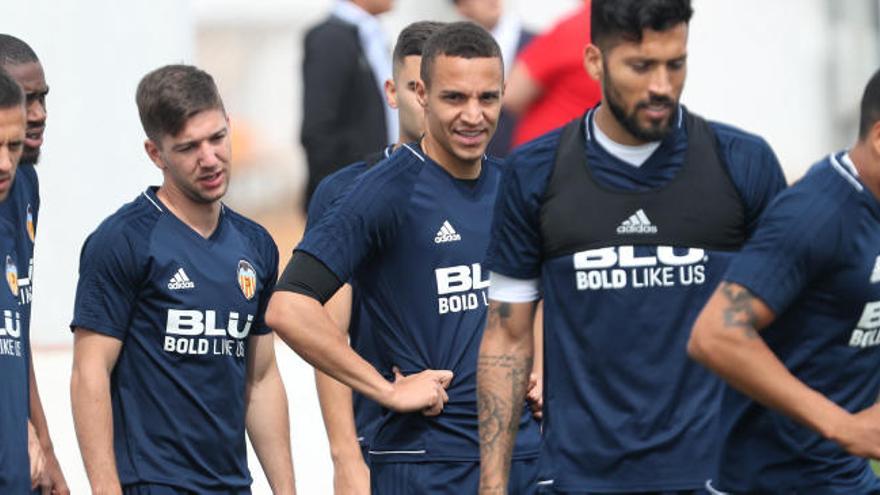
(0, 215, 28, 492)
(485, 106, 786, 491)
(297, 144, 541, 463)
(71, 187, 278, 492)
(305, 146, 391, 452)
(718, 153, 880, 493)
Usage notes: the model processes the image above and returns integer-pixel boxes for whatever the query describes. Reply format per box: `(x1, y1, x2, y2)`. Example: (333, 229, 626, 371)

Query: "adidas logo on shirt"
(616, 209, 658, 235)
(168, 268, 195, 290)
(871, 256, 880, 284)
(434, 220, 462, 244)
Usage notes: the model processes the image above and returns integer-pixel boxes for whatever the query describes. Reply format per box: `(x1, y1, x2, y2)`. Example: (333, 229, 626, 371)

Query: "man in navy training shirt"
(268, 22, 541, 494)
(69, 64, 296, 495)
(0, 34, 69, 494)
(689, 68, 880, 493)
(307, 20, 444, 495)
(477, 0, 787, 492)
(0, 66, 34, 494)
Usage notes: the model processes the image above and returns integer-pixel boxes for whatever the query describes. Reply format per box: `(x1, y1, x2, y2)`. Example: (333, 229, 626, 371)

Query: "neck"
(594, 103, 648, 146)
(156, 186, 221, 238)
(421, 133, 482, 179)
(850, 143, 880, 201)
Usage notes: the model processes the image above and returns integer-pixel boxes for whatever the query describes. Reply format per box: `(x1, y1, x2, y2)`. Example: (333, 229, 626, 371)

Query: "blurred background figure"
(300, 0, 398, 204)
(452, 0, 533, 157)
(505, 1, 602, 147)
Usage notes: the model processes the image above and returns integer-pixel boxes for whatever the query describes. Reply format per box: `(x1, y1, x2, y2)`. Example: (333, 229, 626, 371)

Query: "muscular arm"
(267, 291, 451, 415)
(688, 282, 880, 458)
(70, 329, 123, 495)
(29, 354, 68, 493)
(245, 333, 296, 494)
(313, 284, 371, 494)
(477, 299, 537, 494)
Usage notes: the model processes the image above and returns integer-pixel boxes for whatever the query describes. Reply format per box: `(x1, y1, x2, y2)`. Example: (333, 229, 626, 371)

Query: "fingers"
(435, 370, 454, 388)
(393, 366, 404, 382)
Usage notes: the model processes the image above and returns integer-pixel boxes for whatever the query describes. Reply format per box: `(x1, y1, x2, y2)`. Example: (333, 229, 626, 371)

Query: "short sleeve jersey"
(717, 153, 880, 493)
(297, 144, 541, 463)
(304, 146, 391, 450)
(71, 187, 279, 493)
(0, 216, 28, 492)
(485, 106, 786, 491)
(0, 163, 39, 389)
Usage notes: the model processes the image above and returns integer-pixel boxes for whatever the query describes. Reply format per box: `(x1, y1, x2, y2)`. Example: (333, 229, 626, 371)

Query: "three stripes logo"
(616, 209, 658, 235)
(168, 268, 195, 290)
(434, 220, 461, 244)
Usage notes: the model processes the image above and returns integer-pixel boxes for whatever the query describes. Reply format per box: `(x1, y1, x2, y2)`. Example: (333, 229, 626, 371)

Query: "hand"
(385, 367, 453, 416)
(27, 421, 46, 490)
(39, 449, 70, 495)
(332, 455, 370, 495)
(526, 372, 543, 420)
(831, 403, 880, 459)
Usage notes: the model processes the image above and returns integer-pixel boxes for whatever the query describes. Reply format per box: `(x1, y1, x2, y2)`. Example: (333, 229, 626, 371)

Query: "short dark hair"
(591, 0, 693, 50)
(0, 34, 39, 67)
(393, 21, 445, 76)
(0, 67, 24, 109)
(136, 64, 225, 142)
(420, 21, 502, 89)
(860, 68, 880, 140)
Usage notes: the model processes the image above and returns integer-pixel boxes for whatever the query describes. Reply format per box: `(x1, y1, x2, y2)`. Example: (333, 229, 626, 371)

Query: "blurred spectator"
(453, 0, 533, 157)
(300, 0, 398, 204)
(505, 2, 602, 147)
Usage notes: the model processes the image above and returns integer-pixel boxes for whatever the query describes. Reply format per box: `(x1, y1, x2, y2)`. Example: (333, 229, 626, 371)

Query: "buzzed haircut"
(591, 0, 693, 51)
(0, 67, 24, 109)
(136, 64, 225, 142)
(0, 34, 39, 67)
(392, 21, 445, 76)
(420, 21, 502, 89)
(859, 68, 880, 140)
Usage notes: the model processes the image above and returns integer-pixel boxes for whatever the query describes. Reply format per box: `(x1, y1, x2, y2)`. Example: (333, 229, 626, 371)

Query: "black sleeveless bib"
(540, 113, 747, 258)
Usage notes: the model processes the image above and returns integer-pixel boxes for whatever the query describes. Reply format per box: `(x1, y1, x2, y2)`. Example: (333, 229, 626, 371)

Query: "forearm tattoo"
(720, 282, 760, 339)
(478, 302, 533, 489)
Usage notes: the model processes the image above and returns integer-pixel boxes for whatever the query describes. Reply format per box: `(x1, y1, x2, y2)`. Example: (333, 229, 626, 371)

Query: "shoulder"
(319, 161, 370, 197)
(305, 16, 358, 45)
(352, 144, 425, 198)
(504, 126, 566, 188)
(223, 207, 279, 258)
(83, 193, 162, 260)
(700, 116, 779, 169)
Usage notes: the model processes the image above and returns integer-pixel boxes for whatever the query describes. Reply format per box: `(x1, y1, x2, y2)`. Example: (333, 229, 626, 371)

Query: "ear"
(384, 78, 399, 109)
(144, 139, 165, 171)
(584, 44, 603, 83)
(416, 79, 428, 109)
(870, 120, 880, 157)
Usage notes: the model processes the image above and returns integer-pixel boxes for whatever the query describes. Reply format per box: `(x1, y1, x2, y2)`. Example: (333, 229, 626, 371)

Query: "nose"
(0, 146, 14, 175)
(196, 140, 220, 167)
(648, 66, 673, 97)
(26, 98, 45, 124)
(460, 98, 484, 126)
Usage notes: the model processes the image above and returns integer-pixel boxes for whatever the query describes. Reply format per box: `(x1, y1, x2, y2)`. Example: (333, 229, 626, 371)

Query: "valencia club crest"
(238, 260, 257, 300)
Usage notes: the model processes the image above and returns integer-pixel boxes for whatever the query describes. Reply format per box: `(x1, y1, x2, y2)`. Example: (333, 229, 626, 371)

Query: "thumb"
(435, 370, 454, 388)
(392, 366, 404, 381)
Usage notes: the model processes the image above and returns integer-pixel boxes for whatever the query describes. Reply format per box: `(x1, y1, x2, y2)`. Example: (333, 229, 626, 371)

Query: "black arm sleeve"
(275, 250, 344, 304)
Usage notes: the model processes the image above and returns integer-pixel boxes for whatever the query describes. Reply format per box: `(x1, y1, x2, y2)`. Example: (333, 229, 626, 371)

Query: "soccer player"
(688, 69, 880, 493)
(0, 34, 68, 494)
(69, 64, 295, 494)
(308, 20, 443, 495)
(476, 0, 787, 492)
(267, 22, 541, 493)
(0, 66, 31, 493)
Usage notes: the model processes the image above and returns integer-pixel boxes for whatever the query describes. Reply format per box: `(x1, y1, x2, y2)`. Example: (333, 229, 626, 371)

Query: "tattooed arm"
(478, 299, 538, 494)
(689, 282, 880, 458)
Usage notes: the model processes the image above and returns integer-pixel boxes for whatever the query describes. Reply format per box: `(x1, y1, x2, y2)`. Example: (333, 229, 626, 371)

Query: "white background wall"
(3, 0, 878, 492)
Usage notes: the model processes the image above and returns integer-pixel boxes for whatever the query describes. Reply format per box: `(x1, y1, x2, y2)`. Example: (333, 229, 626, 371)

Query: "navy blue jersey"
(71, 187, 278, 492)
(305, 148, 390, 452)
(0, 163, 39, 397)
(485, 106, 786, 491)
(718, 153, 880, 493)
(0, 216, 29, 492)
(298, 144, 541, 463)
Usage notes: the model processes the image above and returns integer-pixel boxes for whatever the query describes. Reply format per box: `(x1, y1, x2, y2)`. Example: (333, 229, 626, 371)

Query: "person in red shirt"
(505, 2, 602, 147)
